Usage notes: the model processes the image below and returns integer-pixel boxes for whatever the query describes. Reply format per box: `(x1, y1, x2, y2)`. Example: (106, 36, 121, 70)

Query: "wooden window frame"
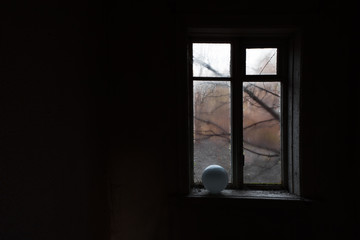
(186, 28, 302, 195)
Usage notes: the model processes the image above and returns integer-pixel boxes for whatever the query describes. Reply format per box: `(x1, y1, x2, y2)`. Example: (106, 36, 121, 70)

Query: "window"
(188, 30, 301, 194)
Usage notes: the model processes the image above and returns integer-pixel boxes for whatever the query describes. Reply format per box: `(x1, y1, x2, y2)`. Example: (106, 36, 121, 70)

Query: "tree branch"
(243, 140, 280, 154)
(194, 117, 229, 134)
(243, 87, 280, 121)
(193, 58, 223, 77)
(259, 51, 276, 75)
(243, 147, 279, 158)
(194, 59, 280, 121)
(248, 83, 280, 98)
(243, 118, 276, 130)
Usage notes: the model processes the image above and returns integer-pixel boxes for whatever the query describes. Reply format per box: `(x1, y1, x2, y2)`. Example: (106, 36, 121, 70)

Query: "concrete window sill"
(187, 188, 308, 202)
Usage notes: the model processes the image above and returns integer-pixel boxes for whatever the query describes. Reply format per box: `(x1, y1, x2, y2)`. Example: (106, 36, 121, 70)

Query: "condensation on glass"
(193, 43, 231, 77)
(243, 82, 281, 184)
(246, 48, 277, 75)
(193, 81, 232, 184)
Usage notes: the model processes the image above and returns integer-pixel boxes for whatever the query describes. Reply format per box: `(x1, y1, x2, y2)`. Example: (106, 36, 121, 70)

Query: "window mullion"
(231, 40, 245, 189)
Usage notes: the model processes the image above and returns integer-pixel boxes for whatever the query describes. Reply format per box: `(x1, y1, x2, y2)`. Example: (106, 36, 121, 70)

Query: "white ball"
(201, 165, 229, 194)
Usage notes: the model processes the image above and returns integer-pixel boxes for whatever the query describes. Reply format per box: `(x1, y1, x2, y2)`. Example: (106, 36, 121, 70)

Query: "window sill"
(187, 188, 308, 202)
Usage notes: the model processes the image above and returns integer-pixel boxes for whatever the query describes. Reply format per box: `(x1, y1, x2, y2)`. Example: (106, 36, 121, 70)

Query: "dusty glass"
(193, 43, 231, 77)
(246, 48, 277, 75)
(193, 81, 232, 184)
(243, 82, 281, 184)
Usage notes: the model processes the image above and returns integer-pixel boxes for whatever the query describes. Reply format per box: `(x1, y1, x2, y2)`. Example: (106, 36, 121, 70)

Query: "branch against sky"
(193, 57, 280, 159)
(194, 116, 280, 157)
(193, 51, 281, 183)
(243, 87, 280, 121)
(194, 57, 280, 121)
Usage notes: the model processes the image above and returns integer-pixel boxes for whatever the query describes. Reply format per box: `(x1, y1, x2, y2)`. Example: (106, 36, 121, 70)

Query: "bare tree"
(193, 56, 281, 184)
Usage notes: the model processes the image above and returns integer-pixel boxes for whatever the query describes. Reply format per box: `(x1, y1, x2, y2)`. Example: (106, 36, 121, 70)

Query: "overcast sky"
(193, 43, 277, 76)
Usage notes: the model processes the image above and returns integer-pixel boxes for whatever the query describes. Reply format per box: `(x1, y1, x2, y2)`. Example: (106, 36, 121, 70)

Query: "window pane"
(243, 82, 281, 184)
(193, 81, 231, 184)
(193, 43, 231, 77)
(246, 48, 277, 75)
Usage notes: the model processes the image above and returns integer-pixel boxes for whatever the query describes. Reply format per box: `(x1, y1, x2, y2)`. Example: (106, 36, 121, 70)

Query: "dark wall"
(1, 0, 359, 240)
(0, 1, 109, 239)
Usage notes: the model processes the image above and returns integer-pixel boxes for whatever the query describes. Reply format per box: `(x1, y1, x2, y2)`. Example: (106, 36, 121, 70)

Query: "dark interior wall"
(0, 0, 359, 240)
(0, 1, 109, 239)
(104, 1, 176, 239)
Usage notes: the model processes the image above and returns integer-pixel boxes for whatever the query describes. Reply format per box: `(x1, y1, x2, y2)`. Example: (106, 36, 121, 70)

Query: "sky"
(192, 43, 277, 76)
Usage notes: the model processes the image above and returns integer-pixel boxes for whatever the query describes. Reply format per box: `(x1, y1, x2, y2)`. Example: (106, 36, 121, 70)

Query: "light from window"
(246, 48, 277, 75)
(243, 82, 281, 184)
(193, 81, 232, 184)
(192, 42, 284, 188)
(193, 43, 231, 77)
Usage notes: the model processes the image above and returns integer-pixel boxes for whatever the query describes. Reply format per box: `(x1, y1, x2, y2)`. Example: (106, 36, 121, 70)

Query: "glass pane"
(246, 48, 277, 75)
(193, 81, 231, 184)
(193, 43, 231, 77)
(243, 82, 281, 184)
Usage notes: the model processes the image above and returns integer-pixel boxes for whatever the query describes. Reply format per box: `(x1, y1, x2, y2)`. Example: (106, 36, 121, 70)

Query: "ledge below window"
(187, 188, 308, 202)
